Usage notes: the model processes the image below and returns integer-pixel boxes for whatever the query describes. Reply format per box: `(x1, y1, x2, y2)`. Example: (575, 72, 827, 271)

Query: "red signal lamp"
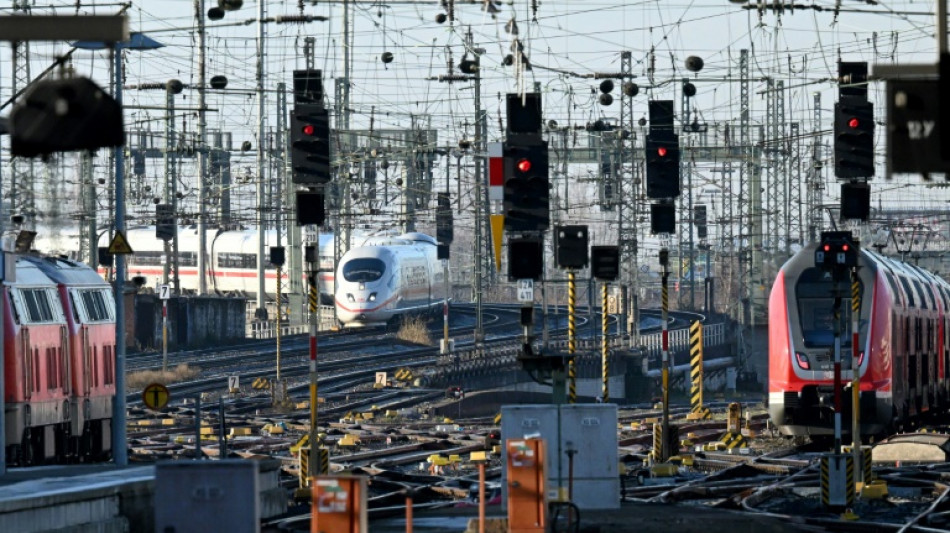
(302, 124, 315, 136)
(657, 146, 668, 157)
(516, 158, 532, 173)
(823, 244, 831, 252)
(842, 244, 849, 251)
(848, 117, 859, 129)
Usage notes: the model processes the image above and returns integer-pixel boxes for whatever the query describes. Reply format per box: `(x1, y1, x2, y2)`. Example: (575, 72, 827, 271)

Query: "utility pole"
(10, 0, 33, 224)
(196, 0, 209, 295)
(163, 85, 177, 287)
(618, 50, 639, 347)
(81, 152, 96, 265)
(807, 92, 824, 242)
(428, 32, 484, 342)
(255, 0, 268, 319)
(469, 30, 486, 345)
(736, 48, 752, 368)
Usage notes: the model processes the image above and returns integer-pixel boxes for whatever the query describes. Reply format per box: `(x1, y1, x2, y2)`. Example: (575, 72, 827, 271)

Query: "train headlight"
(347, 293, 355, 303)
(795, 352, 811, 370)
(369, 292, 377, 302)
(858, 351, 865, 367)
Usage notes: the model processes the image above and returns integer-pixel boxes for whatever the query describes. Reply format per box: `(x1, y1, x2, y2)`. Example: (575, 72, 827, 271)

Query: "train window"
(77, 290, 113, 323)
(132, 251, 164, 266)
(217, 252, 256, 269)
(342, 258, 385, 282)
(17, 288, 57, 323)
(899, 277, 916, 308)
(884, 271, 902, 306)
(179, 252, 197, 267)
(912, 280, 931, 310)
(795, 268, 857, 348)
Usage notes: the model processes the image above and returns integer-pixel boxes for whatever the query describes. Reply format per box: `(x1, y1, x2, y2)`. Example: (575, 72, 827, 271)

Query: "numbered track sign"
(158, 284, 170, 300)
(517, 279, 534, 302)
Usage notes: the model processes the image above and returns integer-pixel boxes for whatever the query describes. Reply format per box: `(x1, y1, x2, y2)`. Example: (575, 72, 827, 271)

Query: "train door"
(22, 329, 32, 400)
(82, 327, 91, 396)
(60, 327, 69, 396)
(893, 313, 904, 417)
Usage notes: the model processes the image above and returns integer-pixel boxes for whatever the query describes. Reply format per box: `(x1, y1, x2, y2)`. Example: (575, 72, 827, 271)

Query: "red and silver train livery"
(5, 255, 115, 464)
(769, 243, 950, 437)
(335, 233, 448, 327)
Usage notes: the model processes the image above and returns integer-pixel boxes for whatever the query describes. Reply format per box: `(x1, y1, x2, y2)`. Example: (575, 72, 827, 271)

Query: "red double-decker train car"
(4, 255, 115, 465)
(25, 255, 115, 461)
(769, 243, 950, 438)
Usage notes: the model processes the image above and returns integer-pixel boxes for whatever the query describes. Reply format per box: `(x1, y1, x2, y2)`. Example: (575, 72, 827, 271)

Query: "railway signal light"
(436, 192, 453, 245)
(155, 203, 175, 241)
(10, 77, 124, 158)
(650, 201, 676, 234)
(694, 205, 708, 239)
(816, 231, 860, 269)
(834, 100, 874, 179)
(291, 104, 331, 185)
(270, 246, 285, 267)
(503, 142, 550, 232)
(591, 246, 620, 281)
(645, 135, 681, 198)
(555, 225, 589, 269)
(508, 236, 543, 280)
(296, 190, 325, 226)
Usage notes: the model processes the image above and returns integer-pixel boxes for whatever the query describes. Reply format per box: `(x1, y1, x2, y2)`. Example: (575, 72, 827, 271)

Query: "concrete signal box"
(501, 404, 619, 510)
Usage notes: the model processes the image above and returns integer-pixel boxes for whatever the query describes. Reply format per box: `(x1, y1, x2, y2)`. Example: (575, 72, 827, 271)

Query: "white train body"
(335, 233, 448, 327)
(93, 227, 337, 300)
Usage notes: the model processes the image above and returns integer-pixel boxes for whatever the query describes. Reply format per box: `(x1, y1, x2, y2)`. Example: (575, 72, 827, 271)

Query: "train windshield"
(342, 258, 385, 282)
(795, 267, 862, 348)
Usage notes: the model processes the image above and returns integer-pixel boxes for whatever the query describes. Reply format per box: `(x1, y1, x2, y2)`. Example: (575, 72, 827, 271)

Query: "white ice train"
(106, 227, 338, 301)
(334, 232, 449, 327)
(32, 227, 337, 302)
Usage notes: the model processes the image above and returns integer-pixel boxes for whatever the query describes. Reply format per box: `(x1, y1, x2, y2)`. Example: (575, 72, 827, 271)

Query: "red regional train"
(4, 255, 115, 465)
(769, 243, 950, 438)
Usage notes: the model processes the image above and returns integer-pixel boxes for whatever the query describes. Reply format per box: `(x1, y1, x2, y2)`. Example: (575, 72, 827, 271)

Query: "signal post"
(644, 101, 680, 464)
(815, 231, 860, 511)
(591, 246, 621, 403)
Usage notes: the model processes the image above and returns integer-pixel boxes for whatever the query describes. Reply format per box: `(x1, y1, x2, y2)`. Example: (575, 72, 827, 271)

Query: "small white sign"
(228, 375, 239, 390)
(517, 279, 534, 302)
(159, 284, 170, 300)
(375, 372, 387, 386)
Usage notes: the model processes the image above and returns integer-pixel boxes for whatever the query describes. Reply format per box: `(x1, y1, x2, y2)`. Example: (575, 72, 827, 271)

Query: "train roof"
(7, 257, 57, 287)
(19, 255, 108, 288)
(359, 232, 437, 247)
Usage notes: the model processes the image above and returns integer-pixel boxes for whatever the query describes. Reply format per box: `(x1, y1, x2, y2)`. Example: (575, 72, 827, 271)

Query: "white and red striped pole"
(660, 248, 671, 462)
(162, 299, 168, 373)
(833, 273, 843, 455)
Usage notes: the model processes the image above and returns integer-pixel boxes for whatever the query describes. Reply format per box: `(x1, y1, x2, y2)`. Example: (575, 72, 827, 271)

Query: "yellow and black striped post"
(821, 454, 855, 509)
(820, 455, 830, 506)
(652, 422, 662, 463)
(308, 270, 319, 478)
(568, 269, 577, 404)
(299, 446, 309, 488)
(689, 321, 710, 419)
(276, 265, 282, 381)
(316, 446, 329, 475)
(851, 267, 863, 483)
(602, 281, 609, 403)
